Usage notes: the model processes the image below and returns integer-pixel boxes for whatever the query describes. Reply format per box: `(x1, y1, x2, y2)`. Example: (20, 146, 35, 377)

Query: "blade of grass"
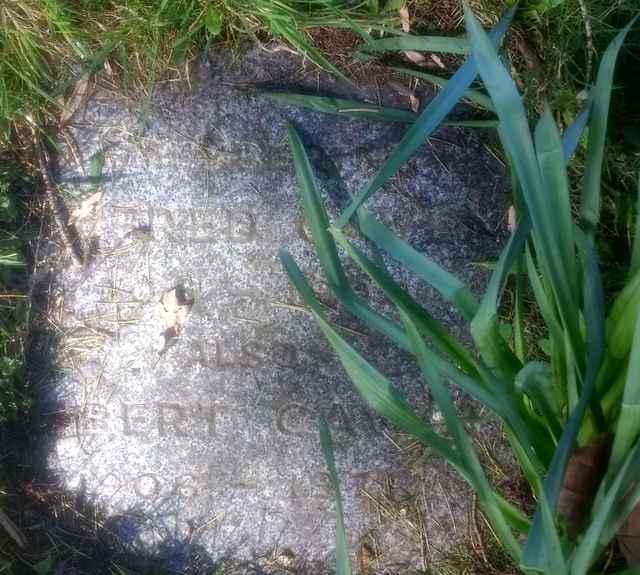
(356, 34, 470, 55)
(265, 92, 498, 127)
(391, 66, 495, 111)
(335, 5, 518, 228)
(580, 18, 637, 238)
(286, 121, 410, 349)
(270, 19, 348, 82)
(319, 419, 352, 575)
(329, 227, 479, 376)
(400, 308, 522, 563)
(357, 210, 479, 320)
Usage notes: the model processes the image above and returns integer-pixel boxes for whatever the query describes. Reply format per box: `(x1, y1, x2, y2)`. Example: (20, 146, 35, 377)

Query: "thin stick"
(34, 137, 84, 266)
(577, 0, 595, 84)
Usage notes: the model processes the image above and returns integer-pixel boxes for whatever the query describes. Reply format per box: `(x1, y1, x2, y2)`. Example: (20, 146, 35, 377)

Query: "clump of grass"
(0, 0, 399, 143)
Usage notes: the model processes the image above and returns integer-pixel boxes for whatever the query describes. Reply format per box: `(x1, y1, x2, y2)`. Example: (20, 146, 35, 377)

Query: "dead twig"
(34, 137, 85, 266)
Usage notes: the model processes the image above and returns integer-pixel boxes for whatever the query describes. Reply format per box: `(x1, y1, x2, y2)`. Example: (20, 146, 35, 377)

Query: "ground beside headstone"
(40, 47, 509, 573)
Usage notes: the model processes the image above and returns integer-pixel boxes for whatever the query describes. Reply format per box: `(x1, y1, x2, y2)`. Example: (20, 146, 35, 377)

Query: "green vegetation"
(0, 158, 27, 424)
(0, 0, 399, 139)
(282, 6, 640, 574)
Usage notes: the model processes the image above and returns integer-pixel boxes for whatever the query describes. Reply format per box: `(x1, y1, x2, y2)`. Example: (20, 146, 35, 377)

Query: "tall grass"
(0, 0, 398, 142)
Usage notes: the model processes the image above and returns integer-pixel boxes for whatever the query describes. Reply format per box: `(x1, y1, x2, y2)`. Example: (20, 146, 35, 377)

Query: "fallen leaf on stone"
(399, 6, 411, 32)
(69, 191, 102, 224)
(409, 93, 420, 113)
(404, 50, 426, 65)
(430, 54, 445, 69)
(158, 286, 194, 355)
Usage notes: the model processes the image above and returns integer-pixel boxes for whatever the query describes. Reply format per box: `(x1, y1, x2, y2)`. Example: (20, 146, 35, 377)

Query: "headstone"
(44, 48, 508, 571)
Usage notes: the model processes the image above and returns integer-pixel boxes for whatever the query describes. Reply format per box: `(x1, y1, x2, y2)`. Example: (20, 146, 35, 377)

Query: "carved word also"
(194, 339, 298, 370)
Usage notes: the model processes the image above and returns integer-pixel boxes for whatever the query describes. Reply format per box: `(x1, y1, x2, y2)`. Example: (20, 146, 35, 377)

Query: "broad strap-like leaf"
(580, 17, 638, 238)
(319, 419, 352, 575)
(470, 215, 528, 381)
(515, 361, 564, 440)
(332, 226, 551, 469)
(521, 229, 606, 571)
(357, 210, 479, 321)
(329, 227, 480, 376)
(335, 5, 518, 228)
(280, 250, 460, 466)
(464, 4, 583, 365)
(630, 173, 640, 278)
(562, 103, 591, 163)
(534, 105, 579, 303)
(286, 121, 409, 350)
(607, 312, 640, 478)
(269, 93, 418, 123)
(400, 309, 523, 563)
(266, 92, 497, 127)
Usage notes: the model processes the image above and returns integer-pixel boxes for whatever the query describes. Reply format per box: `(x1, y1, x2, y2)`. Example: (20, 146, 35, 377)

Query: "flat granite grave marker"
(42, 48, 509, 572)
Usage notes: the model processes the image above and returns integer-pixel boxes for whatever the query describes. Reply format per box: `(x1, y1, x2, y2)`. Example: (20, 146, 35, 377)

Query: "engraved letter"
(157, 403, 189, 437)
(276, 403, 317, 436)
(226, 210, 257, 243)
(272, 342, 298, 368)
(134, 474, 161, 499)
(121, 403, 150, 436)
(77, 403, 108, 436)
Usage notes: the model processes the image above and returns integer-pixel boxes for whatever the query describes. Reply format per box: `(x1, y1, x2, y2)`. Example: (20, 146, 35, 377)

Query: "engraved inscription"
(74, 402, 218, 439)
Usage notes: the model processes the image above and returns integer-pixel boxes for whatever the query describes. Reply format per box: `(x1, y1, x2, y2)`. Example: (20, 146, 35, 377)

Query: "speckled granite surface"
(40, 47, 509, 572)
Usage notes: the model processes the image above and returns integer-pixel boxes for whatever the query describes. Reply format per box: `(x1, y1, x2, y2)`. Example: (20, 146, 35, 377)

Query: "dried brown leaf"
(430, 54, 446, 69)
(558, 434, 610, 535)
(404, 50, 426, 65)
(399, 6, 411, 33)
(409, 93, 420, 113)
(618, 501, 640, 566)
(158, 286, 194, 355)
